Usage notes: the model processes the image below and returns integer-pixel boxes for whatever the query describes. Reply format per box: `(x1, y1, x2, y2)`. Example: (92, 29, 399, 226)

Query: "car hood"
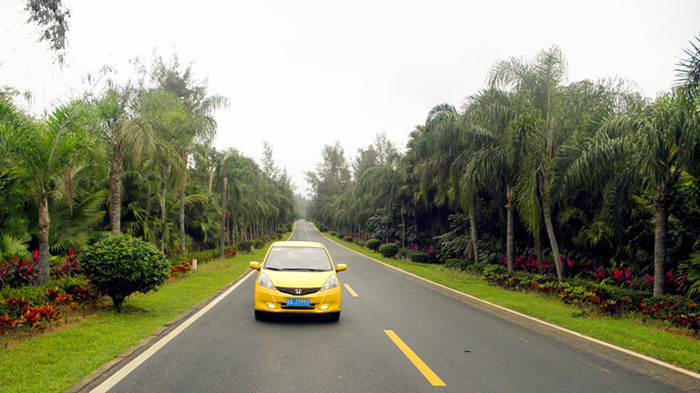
(264, 270, 334, 288)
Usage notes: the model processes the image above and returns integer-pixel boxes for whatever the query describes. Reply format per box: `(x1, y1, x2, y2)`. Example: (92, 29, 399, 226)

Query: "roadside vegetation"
(0, 242, 277, 393)
(307, 39, 700, 314)
(326, 232, 699, 373)
(0, 51, 296, 341)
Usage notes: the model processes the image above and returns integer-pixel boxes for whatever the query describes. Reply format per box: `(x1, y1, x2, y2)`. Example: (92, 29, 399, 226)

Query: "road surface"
(86, 220, 699, 392)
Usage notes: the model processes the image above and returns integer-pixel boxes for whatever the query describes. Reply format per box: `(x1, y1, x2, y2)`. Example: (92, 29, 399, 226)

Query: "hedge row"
(482, 269, 699, 331)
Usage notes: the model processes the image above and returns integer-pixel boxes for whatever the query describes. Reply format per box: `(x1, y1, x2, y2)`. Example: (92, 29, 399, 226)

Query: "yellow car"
(249, 241, 347, 321)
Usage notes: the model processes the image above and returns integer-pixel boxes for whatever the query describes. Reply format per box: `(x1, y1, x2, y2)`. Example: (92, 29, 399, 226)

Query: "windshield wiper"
(282, 268, 327, 272)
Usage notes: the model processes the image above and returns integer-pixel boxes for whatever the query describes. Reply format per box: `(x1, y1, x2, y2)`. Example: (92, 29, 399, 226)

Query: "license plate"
(286, 298, 311, 307)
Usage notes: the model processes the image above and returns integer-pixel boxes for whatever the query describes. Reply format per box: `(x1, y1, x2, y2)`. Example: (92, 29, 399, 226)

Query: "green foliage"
(641, 295, 700, 331)
(378, 243, 399, 258)
(445, 258, 472, 270)
(406, 250, 432, 263)
(25, 0, 71, 56)
(237, 240, 254, 253)
(79, 235, 169, 311)
(366, 239, 382, 251)
(0, 257, 38, 288)
(253, 238, 265, 249)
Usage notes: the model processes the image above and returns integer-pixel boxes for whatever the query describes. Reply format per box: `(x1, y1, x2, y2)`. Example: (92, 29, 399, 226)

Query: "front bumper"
(253, 285, 342, 314)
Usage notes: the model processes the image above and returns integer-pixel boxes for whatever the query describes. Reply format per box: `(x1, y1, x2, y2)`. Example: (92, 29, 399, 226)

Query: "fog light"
(320, 304, 329, 310)
(267, 303, 276, 309)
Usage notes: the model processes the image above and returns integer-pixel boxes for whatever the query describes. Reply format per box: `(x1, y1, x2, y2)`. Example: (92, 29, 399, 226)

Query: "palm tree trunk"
(506, 201, 514, 272)
(400, 205, 406, 248)
(38, 192, 50, 284)
(208, 166, 215, 193)
(469, 198, 480, 264)
(179, 179, 186, 253)
(542, 193, 563, 282)
(64, 168, 73, 216)
(220, 176, 227, 259)
(160, 163, 170, 254)
(653, 202, 668, 296)
(109, 148, 124, 236)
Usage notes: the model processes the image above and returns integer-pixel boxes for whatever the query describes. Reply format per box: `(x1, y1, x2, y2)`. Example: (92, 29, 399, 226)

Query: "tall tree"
(5, 100, 96, 283)
(489, 46, 571, 281)
(94, 85, 142, 236)
(151, 55, 228, 252)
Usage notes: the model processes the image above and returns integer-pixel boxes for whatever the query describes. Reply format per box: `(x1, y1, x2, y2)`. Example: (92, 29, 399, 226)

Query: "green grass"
(328, 235, 700, 373)
(0, 244, 273, 393)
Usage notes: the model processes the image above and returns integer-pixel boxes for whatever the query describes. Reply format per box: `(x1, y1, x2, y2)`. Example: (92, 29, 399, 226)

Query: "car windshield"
(263, 247, 333, 271)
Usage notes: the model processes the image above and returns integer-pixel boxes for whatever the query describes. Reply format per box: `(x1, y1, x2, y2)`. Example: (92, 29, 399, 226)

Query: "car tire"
(327, 311, 340, 322)
(255, 310, 267, 321)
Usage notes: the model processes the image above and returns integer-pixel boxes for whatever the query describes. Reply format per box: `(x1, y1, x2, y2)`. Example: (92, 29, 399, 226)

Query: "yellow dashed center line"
(343, 284, 359, 297)
(384, 330, 446, 387)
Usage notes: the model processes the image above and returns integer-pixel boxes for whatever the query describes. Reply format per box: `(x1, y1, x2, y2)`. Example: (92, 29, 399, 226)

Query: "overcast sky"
(1, 0, 699, 195)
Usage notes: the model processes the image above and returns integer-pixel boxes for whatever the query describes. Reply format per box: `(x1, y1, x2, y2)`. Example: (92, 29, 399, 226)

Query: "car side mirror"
(249, 261, 260, 270)
(336, 264, 347, 272)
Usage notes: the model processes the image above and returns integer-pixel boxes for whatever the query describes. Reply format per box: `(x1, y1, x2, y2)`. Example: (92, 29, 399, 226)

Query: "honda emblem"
(295, 289, 302, 295)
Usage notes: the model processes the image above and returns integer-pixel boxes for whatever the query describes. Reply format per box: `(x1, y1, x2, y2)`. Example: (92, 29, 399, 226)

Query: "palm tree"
(462, 89, 525, 271)
(150, 56, 229, 252)
(137, 89, 190, 252)
(94, 85, 142, 236)
(489, 46, 572, 281)
(629, 91, 696, 295)
(8, 100, 96, 283)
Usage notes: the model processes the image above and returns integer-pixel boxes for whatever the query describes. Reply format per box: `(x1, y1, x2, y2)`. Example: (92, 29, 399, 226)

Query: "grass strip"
(0, 245, 273, 393)
(327, 235, 700, 373)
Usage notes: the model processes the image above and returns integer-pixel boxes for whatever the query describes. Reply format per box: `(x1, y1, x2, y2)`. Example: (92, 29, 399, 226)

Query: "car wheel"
(327, 311, 340, 322)
(255, 310, 267, 321)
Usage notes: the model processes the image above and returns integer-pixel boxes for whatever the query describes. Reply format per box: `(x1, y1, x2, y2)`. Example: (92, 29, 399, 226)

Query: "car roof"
(270, 241, 325, 248)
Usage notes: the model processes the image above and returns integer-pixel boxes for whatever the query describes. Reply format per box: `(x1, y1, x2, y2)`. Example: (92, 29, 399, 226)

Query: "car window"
(264, 247, 333, 271)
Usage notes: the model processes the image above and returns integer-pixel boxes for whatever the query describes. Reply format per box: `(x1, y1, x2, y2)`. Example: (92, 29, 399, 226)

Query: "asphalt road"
(88, 220, 698, 392)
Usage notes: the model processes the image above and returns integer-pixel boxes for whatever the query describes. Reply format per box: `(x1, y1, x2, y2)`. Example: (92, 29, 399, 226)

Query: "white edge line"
(90, 270, 255, 393)
(325, 234, 700, 381)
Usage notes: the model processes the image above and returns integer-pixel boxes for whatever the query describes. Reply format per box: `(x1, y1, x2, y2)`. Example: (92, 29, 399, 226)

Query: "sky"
(1, 0, 699, 196)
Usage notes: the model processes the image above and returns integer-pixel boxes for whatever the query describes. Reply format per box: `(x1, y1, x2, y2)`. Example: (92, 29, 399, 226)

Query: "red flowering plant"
(169, 261, 192, 277)
(0, 257, 39, 288)
(54, 248, 81, 278)
(641, 295, 700, 331)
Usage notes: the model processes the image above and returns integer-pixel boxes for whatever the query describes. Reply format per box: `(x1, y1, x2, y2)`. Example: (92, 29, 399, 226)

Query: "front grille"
(281, 304, 316, 310)
(276, 287, 321, 296)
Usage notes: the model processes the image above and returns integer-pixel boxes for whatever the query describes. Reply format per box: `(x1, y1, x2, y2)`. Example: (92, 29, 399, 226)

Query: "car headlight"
(320, 275, 339, 291)
(257, 273, 276, 290)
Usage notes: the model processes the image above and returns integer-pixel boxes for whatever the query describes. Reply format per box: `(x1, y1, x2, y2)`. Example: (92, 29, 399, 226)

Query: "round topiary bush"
(254, 238, 265, 249)
(79, 235, 169, 312)
(379, 243, 399, 258)
(237, 240, 254, 253)
(366, 239, 382, 252)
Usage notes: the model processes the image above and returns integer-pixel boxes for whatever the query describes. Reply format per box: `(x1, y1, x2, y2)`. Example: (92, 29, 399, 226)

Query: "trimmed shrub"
(329, 231, 337, 237)
(354, 239, 366, 248)
(237, 240, 255, 253)
(366, 239, 382, 252)
(445, 258, 472, 270)
(641, 295, 700, 331)
(80, 235, 169, 312)
(379, 243, 399, 258)
(405, 250, 434, 263)
(336, 234, 346, 240)
(254, 238, 265, 249)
